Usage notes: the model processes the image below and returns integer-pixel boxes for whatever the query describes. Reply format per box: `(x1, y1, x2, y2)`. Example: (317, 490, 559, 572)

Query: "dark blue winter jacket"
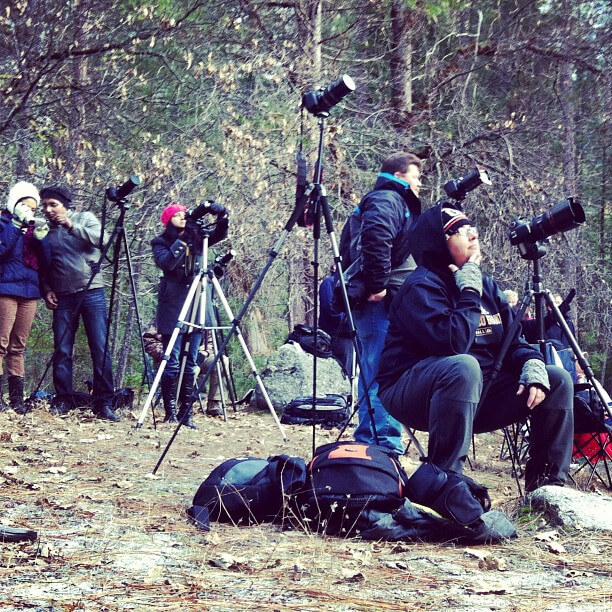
(377, 203, 543, 393)
(338, 175, 421, 298)
(0, 210, 44, 299)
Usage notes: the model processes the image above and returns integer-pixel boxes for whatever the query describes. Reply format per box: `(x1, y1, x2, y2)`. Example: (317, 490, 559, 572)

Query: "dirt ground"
(1, 401, 611, 611)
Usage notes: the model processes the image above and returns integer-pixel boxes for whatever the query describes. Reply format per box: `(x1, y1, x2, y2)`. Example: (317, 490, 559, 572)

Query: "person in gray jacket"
(40, 185, 117, 421)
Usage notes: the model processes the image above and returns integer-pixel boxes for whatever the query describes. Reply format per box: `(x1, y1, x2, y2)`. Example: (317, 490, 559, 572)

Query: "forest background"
(0, 0, 610, 397)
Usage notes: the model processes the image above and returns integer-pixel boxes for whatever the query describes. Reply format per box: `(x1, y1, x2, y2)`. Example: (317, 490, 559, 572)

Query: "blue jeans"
(52, 288, 114, 407)
(353, 301, 405, 454)
(161, 330, 203, 379)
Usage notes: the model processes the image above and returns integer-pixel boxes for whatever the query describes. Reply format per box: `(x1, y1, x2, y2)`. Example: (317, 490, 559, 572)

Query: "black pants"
(379, 355, 574, 490)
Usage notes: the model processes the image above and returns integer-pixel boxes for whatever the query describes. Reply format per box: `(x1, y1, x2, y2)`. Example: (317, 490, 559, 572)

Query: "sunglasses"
(453, 225, 479, 238)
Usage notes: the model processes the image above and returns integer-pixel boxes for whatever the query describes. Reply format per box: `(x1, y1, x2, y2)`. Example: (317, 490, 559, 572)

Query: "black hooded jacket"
(339, 175, 421, 297)
(377, 203, 543, 393)
(151, 218, 227, 334)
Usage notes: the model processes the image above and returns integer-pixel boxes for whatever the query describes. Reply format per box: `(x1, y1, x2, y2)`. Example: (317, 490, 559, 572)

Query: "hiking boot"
(94, 404, 119, 422)
(177, 404, 197, 429)
(8, 376, 27, 414)
(206, 401, 223, 417)
(160, 376, 178, 423)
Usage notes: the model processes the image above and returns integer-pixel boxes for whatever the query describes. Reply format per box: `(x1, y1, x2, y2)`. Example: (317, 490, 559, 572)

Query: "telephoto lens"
(508, 197, 585, 246)
(302, 75, 356, 115)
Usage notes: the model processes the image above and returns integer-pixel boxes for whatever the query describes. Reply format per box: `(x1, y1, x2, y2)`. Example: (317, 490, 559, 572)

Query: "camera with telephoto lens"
(211, 250, 235, 278)
(508, 197, 585, 246)
(443, 167, 492, 202)
(302, 75, 356, 115)
(187, 201, 228, 221)
(106, 175, 141, 202)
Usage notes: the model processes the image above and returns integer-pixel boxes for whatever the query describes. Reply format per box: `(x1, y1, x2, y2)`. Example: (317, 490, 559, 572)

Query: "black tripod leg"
(319, 189, 382, 447)
(543, 291, 610, 417)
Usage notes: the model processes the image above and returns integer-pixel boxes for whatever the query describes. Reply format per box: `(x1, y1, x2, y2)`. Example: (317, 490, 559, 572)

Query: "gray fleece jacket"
(42, 210, 106, 295)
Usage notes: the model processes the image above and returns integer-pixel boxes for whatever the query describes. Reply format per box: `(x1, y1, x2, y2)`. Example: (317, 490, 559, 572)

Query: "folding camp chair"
(570, 384, 612, 490)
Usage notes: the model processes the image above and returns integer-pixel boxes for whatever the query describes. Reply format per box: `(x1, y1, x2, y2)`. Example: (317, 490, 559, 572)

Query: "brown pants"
(0, 296, 38, 377)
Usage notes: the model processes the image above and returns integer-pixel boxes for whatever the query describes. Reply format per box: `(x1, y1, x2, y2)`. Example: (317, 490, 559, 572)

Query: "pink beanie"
(160, 203, 186, 227)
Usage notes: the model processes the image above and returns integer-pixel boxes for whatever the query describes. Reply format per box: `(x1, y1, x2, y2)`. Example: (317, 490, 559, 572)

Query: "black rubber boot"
(160, 376, 178, 423)
(8, 376, 27, 415)
(177, 375, 197, 429)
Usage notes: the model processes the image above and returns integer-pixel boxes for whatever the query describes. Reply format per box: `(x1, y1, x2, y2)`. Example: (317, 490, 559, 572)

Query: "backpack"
(281, 394, 350, 429)
(295, 441, 409, 536)
(286, 324, 333, 359)
(188, 455, 307, 530)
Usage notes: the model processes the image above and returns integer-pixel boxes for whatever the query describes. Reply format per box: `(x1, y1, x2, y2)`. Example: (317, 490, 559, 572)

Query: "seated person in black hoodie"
(377, 205, 573, 521)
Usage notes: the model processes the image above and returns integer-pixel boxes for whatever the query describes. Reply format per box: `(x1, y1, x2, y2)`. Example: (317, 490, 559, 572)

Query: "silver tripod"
(135, 235, 286, 439)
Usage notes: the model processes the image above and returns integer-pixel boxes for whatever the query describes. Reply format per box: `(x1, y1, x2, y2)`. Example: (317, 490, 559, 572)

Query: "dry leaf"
(46, 466, 67, 474)
(339, 568, 365, 583)
(464, 548, 487, 560)
(535, 530, 559, 542)
(385, 560, 409, 571)
(113, 480, 133, 489)
(478, 556, 507, 571)
(547, 541, 566, 554)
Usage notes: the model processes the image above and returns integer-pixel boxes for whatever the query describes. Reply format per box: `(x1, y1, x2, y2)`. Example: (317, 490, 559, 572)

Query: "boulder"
(251, 342, 351, 413)
(527, 486, 612, 532)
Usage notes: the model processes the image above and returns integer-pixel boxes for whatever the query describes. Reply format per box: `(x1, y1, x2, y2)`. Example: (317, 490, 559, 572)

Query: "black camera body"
(106, 175, 141, 202)
(211, 250, 235, 278)
(443, 167, 491, 202)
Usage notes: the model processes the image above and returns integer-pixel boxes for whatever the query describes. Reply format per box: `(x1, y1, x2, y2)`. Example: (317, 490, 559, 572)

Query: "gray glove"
(519, 359, 550, 392)
(453, 261, 482, 296)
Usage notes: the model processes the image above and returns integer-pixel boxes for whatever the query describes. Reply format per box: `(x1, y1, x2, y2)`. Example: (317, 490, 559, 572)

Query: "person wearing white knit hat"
(0, 181, 47, 414)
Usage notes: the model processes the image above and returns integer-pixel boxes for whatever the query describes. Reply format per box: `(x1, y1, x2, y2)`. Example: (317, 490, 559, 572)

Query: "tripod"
(482, 240, 610, 495)
(32, 184, 151, 411)
(135, 234, 285, 437)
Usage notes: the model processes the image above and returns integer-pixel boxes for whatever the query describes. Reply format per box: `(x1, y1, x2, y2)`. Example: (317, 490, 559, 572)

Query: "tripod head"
(517, 239, 549, 261)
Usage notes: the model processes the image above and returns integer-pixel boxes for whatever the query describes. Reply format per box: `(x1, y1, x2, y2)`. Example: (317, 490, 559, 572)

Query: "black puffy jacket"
(339, 175, 421, 297)
(377, 203, 543, 393)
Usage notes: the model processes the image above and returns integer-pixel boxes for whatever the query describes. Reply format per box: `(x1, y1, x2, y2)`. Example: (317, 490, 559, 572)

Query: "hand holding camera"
(11, 202, 34, 230)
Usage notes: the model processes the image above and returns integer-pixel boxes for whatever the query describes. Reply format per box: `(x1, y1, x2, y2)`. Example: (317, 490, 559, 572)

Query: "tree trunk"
(390, 1, 413, 126)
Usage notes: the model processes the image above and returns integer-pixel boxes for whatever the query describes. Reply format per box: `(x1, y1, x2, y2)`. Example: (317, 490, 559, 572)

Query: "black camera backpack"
(295, 441, 409, 536)
(286, 324, 333, 359)
(188, 455, 307, 530)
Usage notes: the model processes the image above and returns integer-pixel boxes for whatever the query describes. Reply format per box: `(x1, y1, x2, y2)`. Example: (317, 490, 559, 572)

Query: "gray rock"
(527, 485, 612, 531)
(252, 342, 350, 412)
